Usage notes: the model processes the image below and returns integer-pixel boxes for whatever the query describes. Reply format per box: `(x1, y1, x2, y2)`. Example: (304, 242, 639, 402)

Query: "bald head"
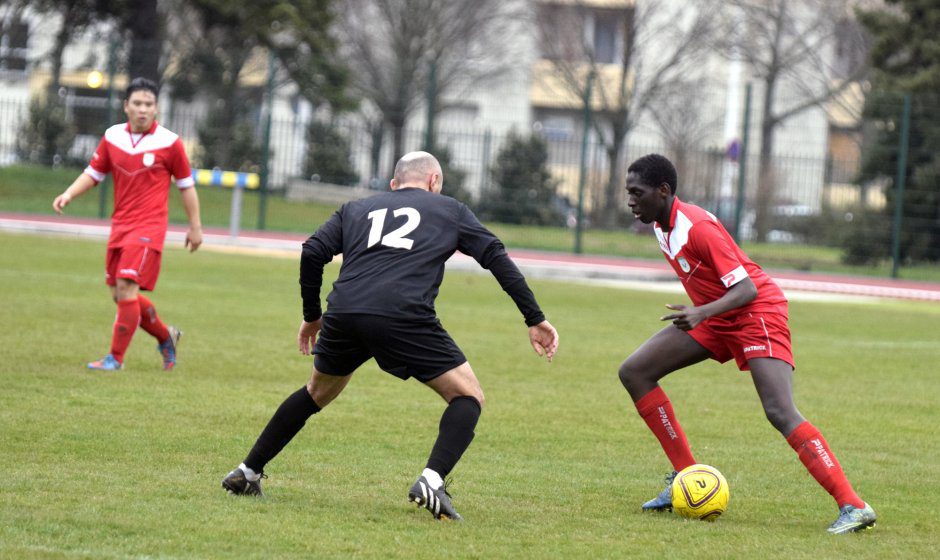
(391, 151, 443, 193)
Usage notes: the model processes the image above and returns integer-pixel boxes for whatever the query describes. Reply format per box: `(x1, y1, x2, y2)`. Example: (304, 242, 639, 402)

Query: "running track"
(3, 212, 939, 303)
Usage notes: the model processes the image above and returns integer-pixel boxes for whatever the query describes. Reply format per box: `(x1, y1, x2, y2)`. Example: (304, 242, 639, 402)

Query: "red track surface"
(3, 212, 939, 302)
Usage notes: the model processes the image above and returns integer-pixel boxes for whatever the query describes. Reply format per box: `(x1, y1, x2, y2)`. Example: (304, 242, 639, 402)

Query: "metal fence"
(1, 87, 936, 278)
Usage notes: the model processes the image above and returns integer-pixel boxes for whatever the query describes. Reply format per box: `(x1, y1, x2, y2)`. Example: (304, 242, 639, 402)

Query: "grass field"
(1, 232, 939, 559)
(5, 163, 940, 282)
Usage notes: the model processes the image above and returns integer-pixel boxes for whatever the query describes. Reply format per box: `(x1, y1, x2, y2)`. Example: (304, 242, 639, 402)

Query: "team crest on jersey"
(142, 152, 155, 167)
(677, 256, 690, 272)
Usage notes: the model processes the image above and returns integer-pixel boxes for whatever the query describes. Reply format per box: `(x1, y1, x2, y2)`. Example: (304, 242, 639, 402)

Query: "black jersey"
(300, 187, 545, 326)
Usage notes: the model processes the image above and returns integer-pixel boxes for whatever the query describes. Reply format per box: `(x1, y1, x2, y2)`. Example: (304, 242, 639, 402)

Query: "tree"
(164, 2, 262, 171)
(536, 0, 718, 228)
(334, 0, 523, 178)
(647, 78, 724, 205)
(201, 0, 353, 111)
(24, 0, 98, 96)
(15, 97, 77, 166)
(478, 132, 562, 226)
(303, 120, 359, 186)
(719, 0, 869, 241)
(436, 144, 473, 208)
(94, 0, 162, 81)
(855, 0, 940, 263)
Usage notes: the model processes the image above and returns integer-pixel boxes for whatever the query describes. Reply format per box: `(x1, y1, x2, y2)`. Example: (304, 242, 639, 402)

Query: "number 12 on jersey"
(366, 207, 421, 250)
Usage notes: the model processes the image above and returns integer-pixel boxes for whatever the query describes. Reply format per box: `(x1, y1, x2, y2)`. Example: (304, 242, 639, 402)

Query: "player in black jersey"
(222, 151, 559, 520)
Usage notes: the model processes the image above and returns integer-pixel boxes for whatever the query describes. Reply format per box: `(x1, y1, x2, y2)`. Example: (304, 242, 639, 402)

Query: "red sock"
(110, 298, 141, 363)
(786, 421, 864, 509)
(635, 386, 696, 472)
(137, 294, 170, 342)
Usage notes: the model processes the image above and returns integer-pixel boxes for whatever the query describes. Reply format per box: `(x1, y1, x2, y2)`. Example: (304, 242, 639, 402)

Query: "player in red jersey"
(52, 78, 202, 372)
(619, 154, 875, 534)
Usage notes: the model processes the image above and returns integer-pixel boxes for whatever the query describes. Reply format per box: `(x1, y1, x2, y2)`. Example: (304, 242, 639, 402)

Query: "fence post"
(732, 82, 752, 242)
(574, 71, 594, 255)
(257, 52, 276, 230)
(229, 181, 243, 239)
(890, 93, 911, 279)
(423, 60, 437, 151)
(479, 128, 492, 195)
(98, 37, 119, 219)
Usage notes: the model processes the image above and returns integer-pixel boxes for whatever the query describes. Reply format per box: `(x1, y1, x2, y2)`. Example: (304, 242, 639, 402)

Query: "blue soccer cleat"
(158, 326, 182, 371)
(642, 471, 677, 511)
(827, 502, 876, 534)
(87, 354, 123, 371)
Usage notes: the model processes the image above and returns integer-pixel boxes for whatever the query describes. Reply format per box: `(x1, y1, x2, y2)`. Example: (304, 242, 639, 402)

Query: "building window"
(538, 4, 629, 65)
(593, 12, 618, 64)
(537, 4, 586, 62)
(0, 17, 28, 72)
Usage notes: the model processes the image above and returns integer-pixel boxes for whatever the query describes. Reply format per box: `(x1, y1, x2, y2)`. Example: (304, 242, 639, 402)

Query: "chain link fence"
(1, 81, 936, 279)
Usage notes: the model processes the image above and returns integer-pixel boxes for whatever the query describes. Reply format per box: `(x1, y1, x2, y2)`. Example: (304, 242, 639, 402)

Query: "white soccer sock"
(239, 463, 260, 482)
(421, 468, 444, 490)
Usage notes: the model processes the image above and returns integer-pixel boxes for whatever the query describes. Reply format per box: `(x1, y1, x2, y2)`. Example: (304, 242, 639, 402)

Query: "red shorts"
(105, 245, 162, 291)
(689, 311, 794, 371)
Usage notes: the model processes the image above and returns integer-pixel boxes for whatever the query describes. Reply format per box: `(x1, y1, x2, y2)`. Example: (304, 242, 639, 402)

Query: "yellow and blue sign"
(193, 168, 260, 190)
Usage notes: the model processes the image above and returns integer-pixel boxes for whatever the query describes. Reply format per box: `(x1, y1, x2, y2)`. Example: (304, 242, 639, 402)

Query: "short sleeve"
(170, 138, 195, 188)
(83, 136, 111, 182)
(689, 220, 747, 288)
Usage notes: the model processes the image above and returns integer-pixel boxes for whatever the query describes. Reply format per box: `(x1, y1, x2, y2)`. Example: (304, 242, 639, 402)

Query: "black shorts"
(313, 314, 467, 382)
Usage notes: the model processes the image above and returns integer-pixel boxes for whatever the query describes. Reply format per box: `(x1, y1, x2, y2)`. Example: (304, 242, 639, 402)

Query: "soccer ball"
(671, 464, 729, 521)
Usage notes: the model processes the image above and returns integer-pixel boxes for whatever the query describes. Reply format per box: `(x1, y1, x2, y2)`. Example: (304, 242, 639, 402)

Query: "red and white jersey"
(654, 198, 787, 317)
(83, 121, 194, 251)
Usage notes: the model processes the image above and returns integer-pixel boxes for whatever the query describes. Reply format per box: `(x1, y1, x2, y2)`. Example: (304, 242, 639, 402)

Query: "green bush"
(840, 208, 892, 266)
(435, 144, 474, 208)
(303, 120, 359, 186)
(15, 97, 76, 166)
(478, 131, 563, 226)
(197, 109, 263, 173)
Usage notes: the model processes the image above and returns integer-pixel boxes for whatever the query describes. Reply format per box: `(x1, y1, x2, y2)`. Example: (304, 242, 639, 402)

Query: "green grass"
(2, 231, 938, 559)
(0, 164, 338, 233)
(3, 162, 940, 281)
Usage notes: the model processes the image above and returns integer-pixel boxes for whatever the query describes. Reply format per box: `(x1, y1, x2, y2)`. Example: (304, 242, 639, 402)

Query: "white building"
(1, 0, 870, 222)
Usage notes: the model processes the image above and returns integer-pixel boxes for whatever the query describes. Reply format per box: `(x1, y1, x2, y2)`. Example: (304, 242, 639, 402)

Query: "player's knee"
(305, 378, 333, 408)
(762, 402, 799, 434)
(618, 359, 639, 391)
(451, 393, 484, 411)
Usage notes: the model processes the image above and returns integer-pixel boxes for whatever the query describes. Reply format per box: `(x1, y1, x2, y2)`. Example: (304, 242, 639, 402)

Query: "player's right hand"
(297, 318, 322, 355)
(528, 320, 559, 362)
(52, 193, 72, 214)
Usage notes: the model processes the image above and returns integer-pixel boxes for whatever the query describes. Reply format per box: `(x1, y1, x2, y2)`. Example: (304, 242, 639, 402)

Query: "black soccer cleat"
(222, 467, 266, 497)
(408, 476, 462, 521)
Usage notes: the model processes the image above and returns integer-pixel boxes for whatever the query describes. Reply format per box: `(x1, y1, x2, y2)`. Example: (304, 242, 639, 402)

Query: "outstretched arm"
(53, 173, 97, 214)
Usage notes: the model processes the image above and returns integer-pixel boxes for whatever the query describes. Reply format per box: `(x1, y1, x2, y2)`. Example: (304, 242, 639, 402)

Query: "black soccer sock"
(244, 386, 321, 473)
(425, 396, 482, 479)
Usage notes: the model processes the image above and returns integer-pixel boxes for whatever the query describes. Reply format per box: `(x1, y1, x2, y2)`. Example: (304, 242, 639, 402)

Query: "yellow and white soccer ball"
(671, 464, 729, 521)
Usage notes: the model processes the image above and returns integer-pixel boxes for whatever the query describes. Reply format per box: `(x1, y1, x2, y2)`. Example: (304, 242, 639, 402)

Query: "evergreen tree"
(435, 144, 473, 208)
(15, 97, 76, 166)
(478, 132, 562, 226)
(855, 0, 940, 264)
(303, 120, 359, 186)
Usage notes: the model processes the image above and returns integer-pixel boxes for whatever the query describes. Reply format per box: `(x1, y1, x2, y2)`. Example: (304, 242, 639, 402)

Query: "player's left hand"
(185, 227, 203, 252)
(661, 304, 706, 331)
(298, 318, 322, 355)
(528, 320, 559, 362)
